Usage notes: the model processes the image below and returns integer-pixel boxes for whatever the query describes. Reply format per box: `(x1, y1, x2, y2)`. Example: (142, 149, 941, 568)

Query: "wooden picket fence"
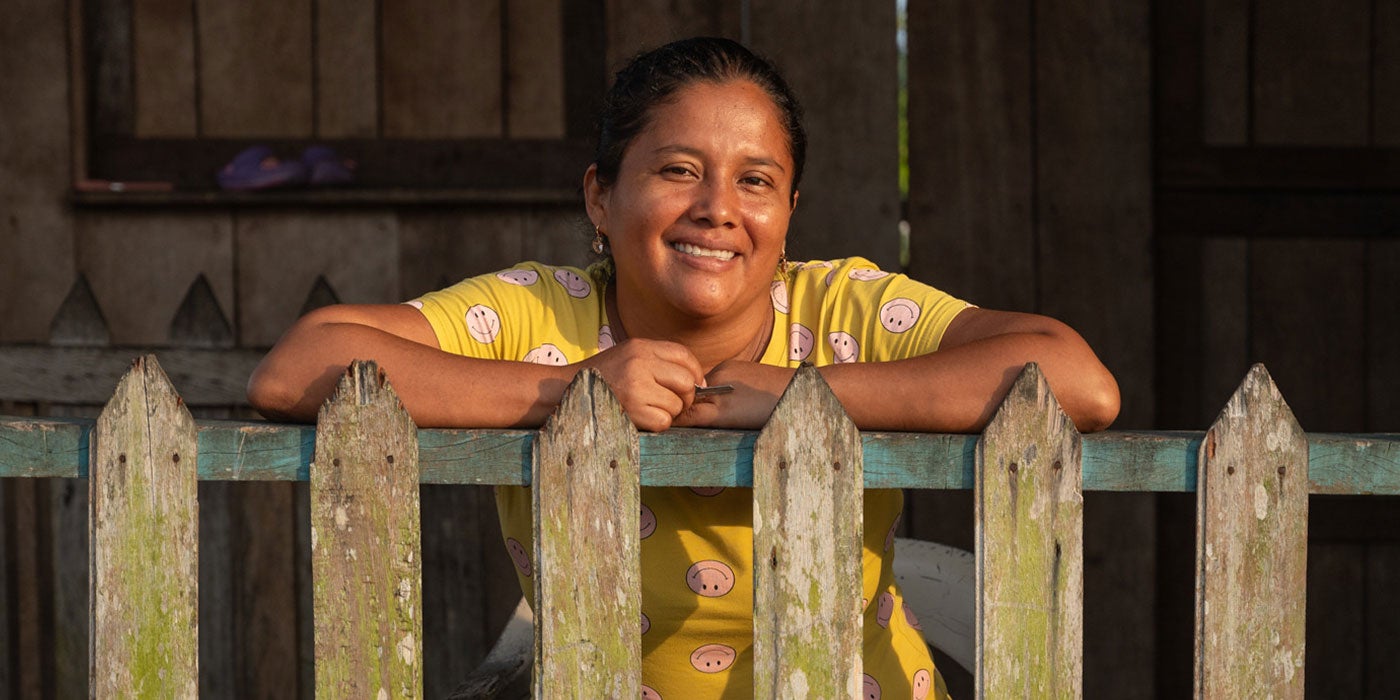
(2, 355, 1398, 698)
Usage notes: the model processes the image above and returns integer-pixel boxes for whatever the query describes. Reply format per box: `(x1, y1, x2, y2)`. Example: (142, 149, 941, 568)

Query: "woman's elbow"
(247, 365, 302, 422)
(1072, 369, 1120, 433)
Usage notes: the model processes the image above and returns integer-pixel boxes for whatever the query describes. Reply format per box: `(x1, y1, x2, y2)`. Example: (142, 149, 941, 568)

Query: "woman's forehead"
(631, 80, 793, 163)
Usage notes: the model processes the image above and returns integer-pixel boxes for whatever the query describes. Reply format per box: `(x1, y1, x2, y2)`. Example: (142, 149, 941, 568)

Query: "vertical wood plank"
(976, 363, 1083, 699)
(311, 361, 422, 698)
(236, 212, 399, 347)
(196, 0, 313, 137)
(1366, 544, 1400, 697)
(4, 478, 46, 698)
(1198, 238, 1250, 423)
(131, 0, 198, 136)
(235, 482, 300, 698)
(90, 355, 199, 697)
(750, 0, 901, 269)
(1376, 0, 1400, 146)
(751, 365, 863, 697)
(0, 0, 77, 343)
(198, 481, 236, 698)
(1250, 239, 1366, 431)
(381, 1, 502, 137)
(1201, 0, 1250, 144)
(603, 0, 742, 70)
(47, 406, 99, 700)
(906, 0, 1035, 311)
(316, 0, 378, 137)
(1253, 0, 1371, 145)
(1036, 0, 1154, 429)
(1368, 240, 1400, 431)
(421, 484, 492, 699)
(1304, 543, 1364, 697)
(506, 0, 565, 138)
(1193, 364, 1308, 698)
(531, 369, 640, 698)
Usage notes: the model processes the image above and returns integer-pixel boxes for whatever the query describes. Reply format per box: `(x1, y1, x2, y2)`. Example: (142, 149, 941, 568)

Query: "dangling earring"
(777, 248, 788, 274)
(592, 227, 608, 256)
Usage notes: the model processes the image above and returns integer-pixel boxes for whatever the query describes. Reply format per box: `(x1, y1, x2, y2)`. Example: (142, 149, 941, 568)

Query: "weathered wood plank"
(906, 0, 1035, 311)
(1253, 0, 1371, 145)
(505, 0, 565, 138)
(0, 346, 262, 405)
(381, 0, 502, 137)
(1194, 364, 1308, 698)
(603, 0, 741, 70)
(751, 365, 863, 697)
(531, 369, 640, 697)
(196, 0, 312, 137)
(131, 0, 197, 136)
(976, 363, 1083, 698)
(3, 478, 45, 697)
(1369, 240, 1400, 430)
(315, 0, 378, 137)
(1201, 0, 1249, 144)
(311, 361, 422, 698)
(1378, 0, 1400, 146)
(1199, 238, 1250, 423)
(90, 355, 199, 697)
(421, 484, 495, 698)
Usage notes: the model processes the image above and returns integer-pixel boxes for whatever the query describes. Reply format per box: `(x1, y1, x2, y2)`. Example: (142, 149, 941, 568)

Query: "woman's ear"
(584, 164, 608, 229)
(790, 189, 800, 213)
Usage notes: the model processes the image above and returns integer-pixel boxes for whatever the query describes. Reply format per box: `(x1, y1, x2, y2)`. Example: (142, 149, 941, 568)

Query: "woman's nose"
(689, 179, 738, 228)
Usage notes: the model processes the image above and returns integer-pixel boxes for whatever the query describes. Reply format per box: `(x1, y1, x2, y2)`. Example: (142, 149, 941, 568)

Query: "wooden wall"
(1, 0, 1396, 697)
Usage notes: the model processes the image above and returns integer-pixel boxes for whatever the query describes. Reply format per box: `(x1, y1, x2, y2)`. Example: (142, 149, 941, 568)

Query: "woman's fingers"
(580, 339, 704, 431)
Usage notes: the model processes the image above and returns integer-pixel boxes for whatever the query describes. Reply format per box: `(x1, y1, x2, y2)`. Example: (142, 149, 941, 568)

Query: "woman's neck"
(606, 284, 773, 371)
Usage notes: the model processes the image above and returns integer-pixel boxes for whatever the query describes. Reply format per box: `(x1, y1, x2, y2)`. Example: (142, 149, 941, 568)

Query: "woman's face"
(586, 79, 796, 325)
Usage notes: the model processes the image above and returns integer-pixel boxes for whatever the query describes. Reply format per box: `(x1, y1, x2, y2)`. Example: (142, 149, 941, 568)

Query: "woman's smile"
(669, 241, 736, 262)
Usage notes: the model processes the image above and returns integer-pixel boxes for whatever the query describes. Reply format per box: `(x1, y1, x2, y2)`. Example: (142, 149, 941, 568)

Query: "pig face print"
(553, 268, 592, 298)
(828, 331, 859, 363)
(686, 560, 735, 597)
(770, 279, 790, 313)
(496, 269, 539, 286)
(690, 644, 737, 673)
(879, 298, 921, 334)
(523, 343, 568, 365)
(789, 324, 814, 362)
(466, 305, 501, 344)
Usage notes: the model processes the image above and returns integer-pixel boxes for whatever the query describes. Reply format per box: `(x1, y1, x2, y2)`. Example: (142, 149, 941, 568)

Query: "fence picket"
(311, 360, 422, 698)
(90, 355, 199, 697)
(751, 364, 865, 696)
(1194, 364, 1307, 698)
(532, 369, 641, 697)
(976, 363, 1084, 698)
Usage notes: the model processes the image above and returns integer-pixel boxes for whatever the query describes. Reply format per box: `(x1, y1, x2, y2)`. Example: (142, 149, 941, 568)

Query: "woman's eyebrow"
(651, 145, 788, 173)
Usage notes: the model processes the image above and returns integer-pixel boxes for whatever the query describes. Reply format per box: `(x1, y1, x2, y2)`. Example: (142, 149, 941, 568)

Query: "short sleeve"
(409, 262, 607, 365)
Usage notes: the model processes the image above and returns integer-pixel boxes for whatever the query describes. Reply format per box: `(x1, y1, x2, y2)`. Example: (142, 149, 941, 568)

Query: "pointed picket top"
(975, 362, 1083, 699)
(532, 369, 640, 699)
(311, 360, 422, 700)
(90, 354, 199, 698)
(752, 364, 864, 698)
(1194, 363, 1307, 699)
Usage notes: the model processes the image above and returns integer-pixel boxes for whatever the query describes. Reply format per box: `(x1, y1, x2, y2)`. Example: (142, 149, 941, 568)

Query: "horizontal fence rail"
(2, 354, 1398, 698)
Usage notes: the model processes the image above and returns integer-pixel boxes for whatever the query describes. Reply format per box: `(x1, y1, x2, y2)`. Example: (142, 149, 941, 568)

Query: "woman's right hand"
(578, 339, 706, 432)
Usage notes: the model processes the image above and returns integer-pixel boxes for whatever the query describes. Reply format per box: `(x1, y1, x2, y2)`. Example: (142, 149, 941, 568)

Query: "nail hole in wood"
(172, 453, 180, 463)
(1227, 465, 1235, 475)
(386, 455, 394, 464)
(1009, 462, 1018, 474)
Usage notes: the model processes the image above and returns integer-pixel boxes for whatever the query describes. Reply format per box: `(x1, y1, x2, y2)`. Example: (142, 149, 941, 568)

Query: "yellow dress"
(415, 257, 967, 699)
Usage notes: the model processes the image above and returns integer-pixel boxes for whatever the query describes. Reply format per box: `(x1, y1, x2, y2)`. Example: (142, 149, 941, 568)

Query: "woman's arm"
(248, 304, 706, 430)
(681, 307, 1120, 433)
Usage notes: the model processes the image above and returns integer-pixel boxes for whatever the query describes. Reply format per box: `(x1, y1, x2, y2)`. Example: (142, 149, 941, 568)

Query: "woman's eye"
(662, 165, 695, 177)
(741, 175, 772, 188)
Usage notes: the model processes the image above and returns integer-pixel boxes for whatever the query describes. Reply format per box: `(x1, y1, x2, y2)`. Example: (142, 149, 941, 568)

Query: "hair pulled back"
(593, 37, 806, 201)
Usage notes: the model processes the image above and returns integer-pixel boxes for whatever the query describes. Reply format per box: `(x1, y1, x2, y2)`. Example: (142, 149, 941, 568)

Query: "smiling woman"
(247, 37, 1119, 699)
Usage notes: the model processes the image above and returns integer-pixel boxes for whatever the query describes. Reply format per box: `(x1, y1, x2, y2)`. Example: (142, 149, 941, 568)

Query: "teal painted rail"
(3, 415, 1395, 495)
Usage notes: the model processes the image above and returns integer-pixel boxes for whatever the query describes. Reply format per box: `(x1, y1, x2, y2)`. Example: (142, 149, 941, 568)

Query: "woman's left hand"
(674, 360, 794, 430)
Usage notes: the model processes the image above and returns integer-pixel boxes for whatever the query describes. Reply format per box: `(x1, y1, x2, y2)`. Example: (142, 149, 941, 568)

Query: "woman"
(249, 37, 1118, 699)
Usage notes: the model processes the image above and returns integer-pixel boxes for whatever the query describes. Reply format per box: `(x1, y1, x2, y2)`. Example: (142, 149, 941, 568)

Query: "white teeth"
(670, 242, 736, 261)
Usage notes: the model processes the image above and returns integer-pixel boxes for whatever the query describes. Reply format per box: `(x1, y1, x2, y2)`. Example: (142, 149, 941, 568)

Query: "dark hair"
(593, 37, 806, 202)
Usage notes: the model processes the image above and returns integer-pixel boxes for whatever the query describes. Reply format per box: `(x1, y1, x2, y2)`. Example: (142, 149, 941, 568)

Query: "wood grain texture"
(76, 211, 235, 346)
(315, 0, 378, 137)
(311, 361, 422, 698)
(750, 0, 901, 269)
(131, 0, 197, 136)
(3, 478, 45, 698)
(906, 0, 1035, 311)
(1253, 0, 1371, 145)
(975, 363, 1083, 699)
(236, 211, 398, 347)
(1201, 0, 1249, 144)
(90, 355, 199, 697)
(48, 473, 90, 700)
(0, 346, 262, 406)
(1036, 0, 1154, 430)
(531, 369, 640, 698)
(603, 0, 741, 71)
(196, 0, 312, 137)
(382, 0, 502, 137)
(751, 365, 863, 697)
(1194, 364, 1308, 698)
(505, 0, 565, 138)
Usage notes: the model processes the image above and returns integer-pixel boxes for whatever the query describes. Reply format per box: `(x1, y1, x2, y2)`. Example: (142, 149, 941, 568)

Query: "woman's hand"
(579, 339, 707, 432)
(675, 360, 794, 430)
